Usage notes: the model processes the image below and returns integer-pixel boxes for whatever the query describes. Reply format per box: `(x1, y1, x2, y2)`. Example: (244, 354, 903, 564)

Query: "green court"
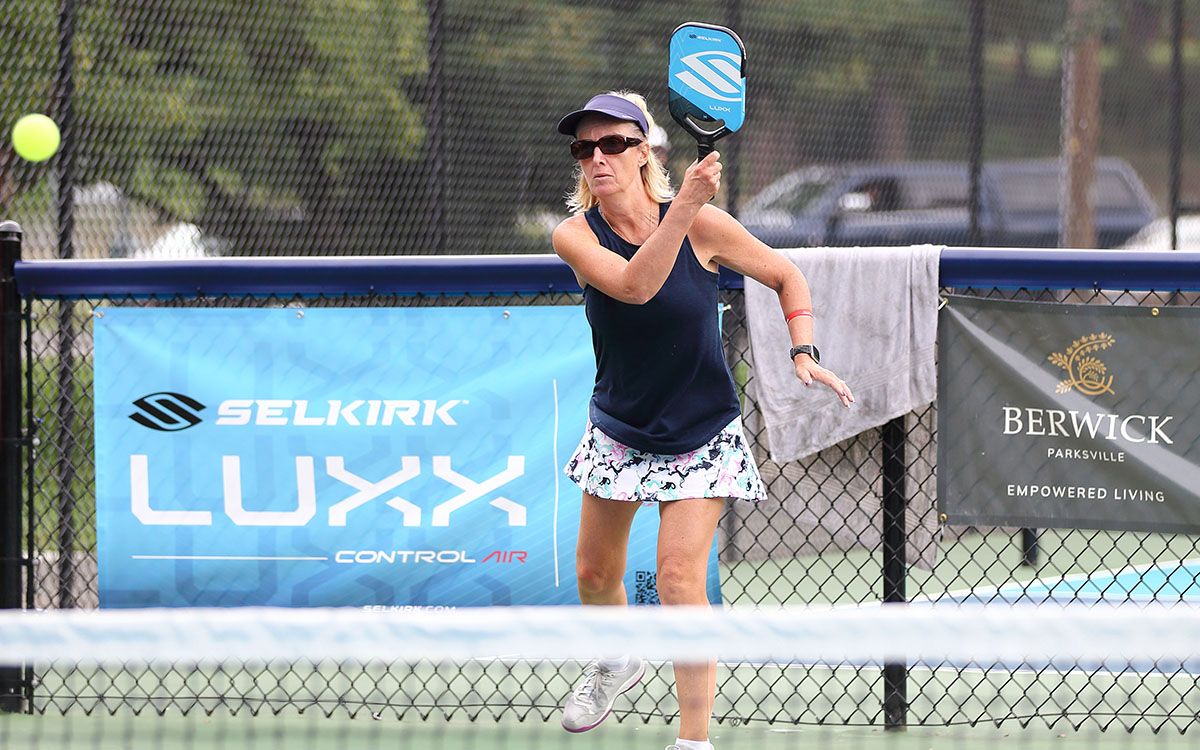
(2, 711, 1197, 750)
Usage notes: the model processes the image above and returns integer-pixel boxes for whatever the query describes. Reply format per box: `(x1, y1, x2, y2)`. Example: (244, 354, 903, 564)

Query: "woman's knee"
(575, 555, 624, 597)
(655, 554, 707, 605)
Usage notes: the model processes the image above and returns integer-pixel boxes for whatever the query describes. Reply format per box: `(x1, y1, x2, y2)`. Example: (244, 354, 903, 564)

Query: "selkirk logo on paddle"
(674, 49, 744, 105)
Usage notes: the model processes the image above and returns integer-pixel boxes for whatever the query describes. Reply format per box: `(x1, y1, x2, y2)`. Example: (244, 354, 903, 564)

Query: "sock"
(597, 655, 629, 671)
(674, 739, 712, 750)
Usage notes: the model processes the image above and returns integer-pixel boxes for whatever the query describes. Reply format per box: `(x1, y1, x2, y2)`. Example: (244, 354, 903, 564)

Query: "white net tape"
(1, 603, 1197, 669)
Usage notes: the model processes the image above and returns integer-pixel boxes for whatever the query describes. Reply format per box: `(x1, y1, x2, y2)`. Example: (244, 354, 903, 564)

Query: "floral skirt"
(564, 417, 767, 503)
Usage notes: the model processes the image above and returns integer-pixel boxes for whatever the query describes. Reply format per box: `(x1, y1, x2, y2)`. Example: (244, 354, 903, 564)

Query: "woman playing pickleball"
(554, 91, 853, 750)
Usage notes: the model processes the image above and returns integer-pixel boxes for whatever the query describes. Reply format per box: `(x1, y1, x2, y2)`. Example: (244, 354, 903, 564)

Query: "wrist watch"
(789, 344, 820, 364)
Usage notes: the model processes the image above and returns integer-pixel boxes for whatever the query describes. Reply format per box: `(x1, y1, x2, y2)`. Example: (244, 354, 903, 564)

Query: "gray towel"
(743, 245, 941, 463)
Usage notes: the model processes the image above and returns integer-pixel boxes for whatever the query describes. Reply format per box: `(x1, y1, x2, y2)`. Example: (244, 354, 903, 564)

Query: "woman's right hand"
(677, 151, 722, 208)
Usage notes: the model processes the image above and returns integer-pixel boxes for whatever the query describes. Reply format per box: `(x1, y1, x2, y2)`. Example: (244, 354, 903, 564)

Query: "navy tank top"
(583, 202, 740, 455)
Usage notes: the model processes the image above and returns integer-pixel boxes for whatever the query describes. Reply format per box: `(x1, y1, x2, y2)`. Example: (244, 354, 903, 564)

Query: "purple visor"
(557, 94, 649, 136)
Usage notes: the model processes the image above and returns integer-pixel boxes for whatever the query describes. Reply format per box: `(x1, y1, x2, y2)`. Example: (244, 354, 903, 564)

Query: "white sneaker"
(560, 656, 645, 732)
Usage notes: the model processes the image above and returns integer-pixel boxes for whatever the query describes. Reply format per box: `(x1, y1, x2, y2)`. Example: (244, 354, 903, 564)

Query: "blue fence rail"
(13, 248, 1200, 297)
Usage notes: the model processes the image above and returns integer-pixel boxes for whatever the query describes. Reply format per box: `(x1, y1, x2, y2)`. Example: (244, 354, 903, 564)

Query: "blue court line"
(924, 558, 1200, 606)
(1020, 559, 1200, 603)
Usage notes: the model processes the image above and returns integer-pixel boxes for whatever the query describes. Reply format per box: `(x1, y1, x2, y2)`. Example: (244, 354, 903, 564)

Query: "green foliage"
(0, 0, 56, 126)
(4, 0, 428, 252)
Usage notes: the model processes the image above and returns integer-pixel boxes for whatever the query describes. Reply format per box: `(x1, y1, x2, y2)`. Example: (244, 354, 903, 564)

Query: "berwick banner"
(93, 307, 720, 608)
(937, 295, 1200, 533)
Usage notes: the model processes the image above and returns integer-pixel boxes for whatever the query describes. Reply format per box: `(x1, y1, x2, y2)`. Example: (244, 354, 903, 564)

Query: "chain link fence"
(17, 279, 1200, 732)
(2, 1, 1198, 259)
(4, 0, 1199, 735)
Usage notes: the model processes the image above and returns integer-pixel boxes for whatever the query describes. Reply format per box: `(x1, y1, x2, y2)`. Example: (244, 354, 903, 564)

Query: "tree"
(1060, 0, 1107, 248)
(3, 0, 429, 255)
(0, 0, 57, 212)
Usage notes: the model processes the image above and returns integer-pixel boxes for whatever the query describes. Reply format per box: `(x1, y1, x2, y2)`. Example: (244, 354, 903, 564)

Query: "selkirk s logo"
(129, 392, 206, 432)
(675, 51, 744, 103)
(1048, 333, 1115, 396)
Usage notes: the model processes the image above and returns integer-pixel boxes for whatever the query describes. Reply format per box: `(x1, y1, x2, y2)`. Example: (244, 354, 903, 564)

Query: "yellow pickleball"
(11, 114, 61, 163)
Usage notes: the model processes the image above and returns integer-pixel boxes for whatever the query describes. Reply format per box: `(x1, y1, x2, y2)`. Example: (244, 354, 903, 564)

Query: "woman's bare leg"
(656, 497, 725, 742)
(560, 494, 645, 734)
(575, 492, 641, 604)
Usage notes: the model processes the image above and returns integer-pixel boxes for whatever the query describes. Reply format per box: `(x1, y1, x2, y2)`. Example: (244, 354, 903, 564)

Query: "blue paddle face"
(668, 23, 746, 150)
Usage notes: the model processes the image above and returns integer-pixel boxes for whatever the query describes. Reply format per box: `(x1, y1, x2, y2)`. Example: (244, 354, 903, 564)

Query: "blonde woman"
(554, 92, 852, 750)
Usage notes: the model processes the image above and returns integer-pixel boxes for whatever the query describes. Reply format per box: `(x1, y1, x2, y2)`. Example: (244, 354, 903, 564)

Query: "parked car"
(1120, 215, 1200, 251)
(739, 158, 1157, 249)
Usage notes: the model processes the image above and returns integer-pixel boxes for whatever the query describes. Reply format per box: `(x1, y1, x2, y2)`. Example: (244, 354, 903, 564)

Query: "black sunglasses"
(569, 135, 643, 161)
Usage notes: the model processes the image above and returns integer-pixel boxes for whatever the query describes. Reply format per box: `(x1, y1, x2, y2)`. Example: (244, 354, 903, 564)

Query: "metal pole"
(1168, 0, 1183, 252)
(967, 0, 985, 246)
(881, 416, 907, 729)
(54, 0, 79, 607)
(56, 0, 76, 263)
(725, 0, 742, 217)
(0, 220, 27, 712)
(428, 0, 446, 254)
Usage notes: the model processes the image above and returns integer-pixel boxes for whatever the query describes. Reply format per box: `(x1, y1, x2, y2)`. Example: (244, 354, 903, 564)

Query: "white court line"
(132, 555, 329, 561)
(552, 378, 560, 588)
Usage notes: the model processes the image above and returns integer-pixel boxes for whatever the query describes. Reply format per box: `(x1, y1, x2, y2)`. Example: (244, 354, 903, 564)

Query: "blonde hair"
(565, 91, 674, 214)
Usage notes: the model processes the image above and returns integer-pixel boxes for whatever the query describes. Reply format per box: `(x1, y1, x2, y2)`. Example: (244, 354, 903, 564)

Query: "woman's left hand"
(794, 356, 854, 408)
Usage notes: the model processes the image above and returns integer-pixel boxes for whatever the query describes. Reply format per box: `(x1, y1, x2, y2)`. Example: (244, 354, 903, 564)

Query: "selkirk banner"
(938, 296, 1200, 533)
(94, 306, 721, 608)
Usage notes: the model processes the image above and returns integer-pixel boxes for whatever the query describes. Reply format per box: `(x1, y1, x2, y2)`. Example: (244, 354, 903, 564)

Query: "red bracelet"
(785, 309, 814, 322)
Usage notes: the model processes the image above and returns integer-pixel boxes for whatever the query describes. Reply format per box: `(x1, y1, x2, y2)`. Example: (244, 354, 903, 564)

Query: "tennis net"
(1, 603, 1198, 749)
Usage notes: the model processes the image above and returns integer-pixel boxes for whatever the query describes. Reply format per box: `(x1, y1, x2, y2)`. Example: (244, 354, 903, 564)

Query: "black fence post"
(881, 415, 907, 729)
(1168, 0, 1183, 252)
(0, 221, 27, 712)
(967, 0, 985, 247)
(52, 0, 80, 608)
(1020, 527, 1040, 567)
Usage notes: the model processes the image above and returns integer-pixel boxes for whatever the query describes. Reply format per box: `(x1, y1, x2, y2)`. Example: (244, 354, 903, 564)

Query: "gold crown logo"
(1048, 333, 1115, 396)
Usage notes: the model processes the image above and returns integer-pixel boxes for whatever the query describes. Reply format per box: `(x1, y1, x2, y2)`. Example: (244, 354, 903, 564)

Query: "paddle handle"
(697, 138, 715, 160)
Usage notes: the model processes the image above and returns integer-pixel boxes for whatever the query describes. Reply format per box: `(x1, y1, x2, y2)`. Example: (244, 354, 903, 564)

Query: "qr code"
(634, 570, 659, 605)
